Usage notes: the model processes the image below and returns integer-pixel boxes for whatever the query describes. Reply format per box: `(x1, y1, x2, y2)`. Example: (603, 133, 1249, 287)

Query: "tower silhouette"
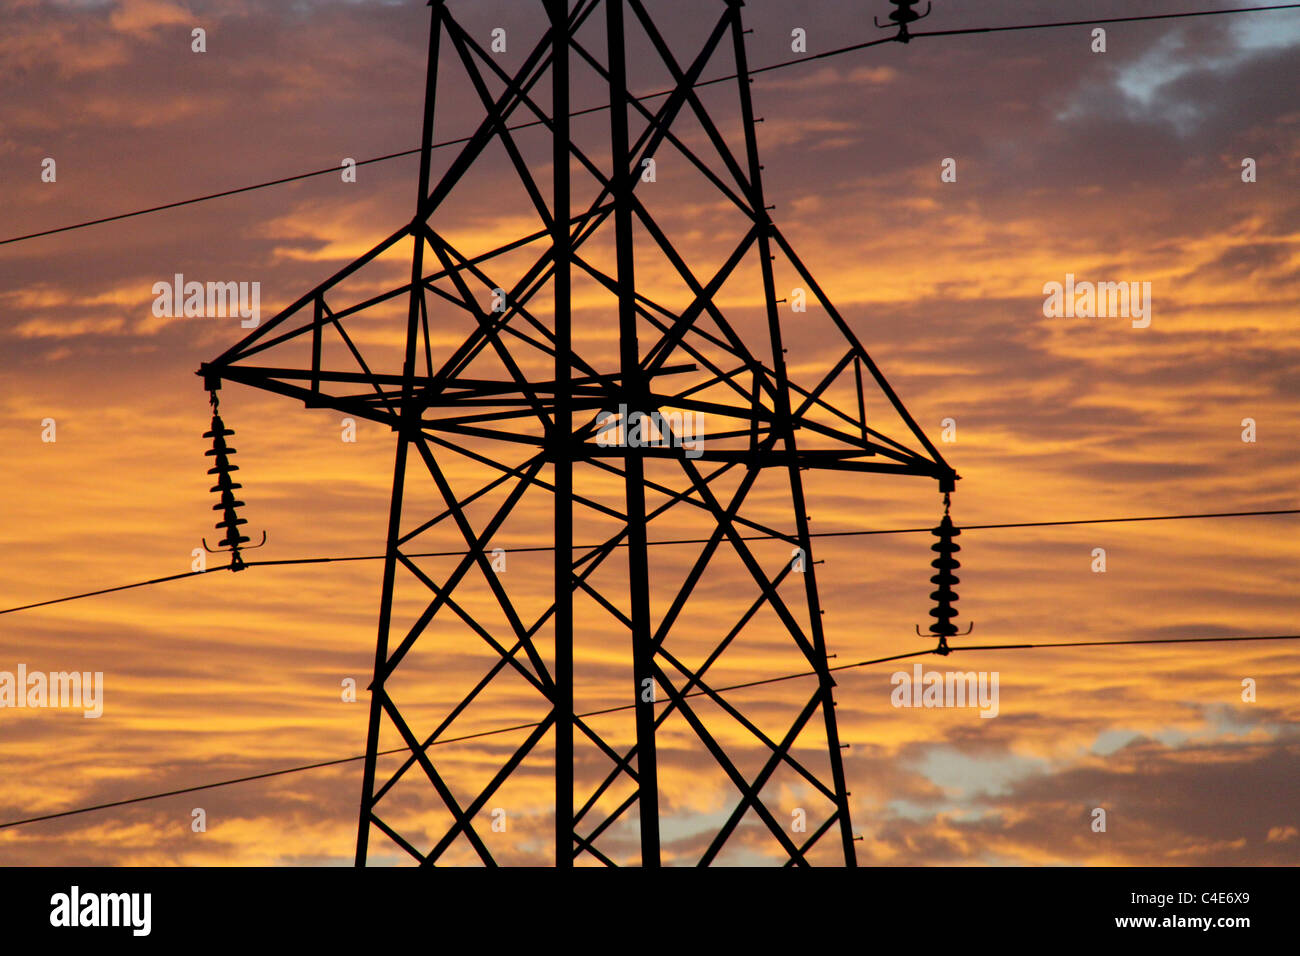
(201, 0, 956, 866)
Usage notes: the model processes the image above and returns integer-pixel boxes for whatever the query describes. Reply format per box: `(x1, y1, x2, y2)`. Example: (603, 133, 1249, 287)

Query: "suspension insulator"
(876, 0, 931, 41)
(886, 0, 926, 24)
(927, 514, 961, 638)
(203, 409, 256, 568)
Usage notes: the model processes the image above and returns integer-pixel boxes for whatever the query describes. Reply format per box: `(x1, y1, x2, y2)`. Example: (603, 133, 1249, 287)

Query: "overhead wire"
(1, 631, 1295, 832)
(2, 3, 1297, 246)
(1, 507, 1295, 616)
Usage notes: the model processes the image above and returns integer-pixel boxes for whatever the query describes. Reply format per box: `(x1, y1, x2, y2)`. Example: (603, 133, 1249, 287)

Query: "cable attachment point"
(874, 1, 931, 42)
(201, 391, 266, 571)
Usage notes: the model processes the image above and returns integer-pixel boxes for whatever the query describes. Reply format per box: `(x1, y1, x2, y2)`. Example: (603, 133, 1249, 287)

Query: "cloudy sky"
(0, 0, 1297, 866)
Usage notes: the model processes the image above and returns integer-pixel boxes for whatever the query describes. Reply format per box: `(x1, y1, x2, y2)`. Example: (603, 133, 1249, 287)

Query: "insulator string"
(201, 391, 262, 570)
(921, 490, 967, 653)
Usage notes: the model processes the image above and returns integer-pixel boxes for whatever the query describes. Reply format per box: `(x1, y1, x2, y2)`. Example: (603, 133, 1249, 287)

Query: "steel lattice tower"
(201, 0, 956, 866)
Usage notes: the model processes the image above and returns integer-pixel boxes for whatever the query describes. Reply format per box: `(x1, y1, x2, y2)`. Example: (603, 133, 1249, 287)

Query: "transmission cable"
(1, 631, 1295, 832)
(2, 3, 1295, 246)
(1, 507, 1294, 616)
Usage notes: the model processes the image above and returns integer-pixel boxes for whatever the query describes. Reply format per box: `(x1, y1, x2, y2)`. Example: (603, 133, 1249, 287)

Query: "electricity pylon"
(200, 0, 956, 866)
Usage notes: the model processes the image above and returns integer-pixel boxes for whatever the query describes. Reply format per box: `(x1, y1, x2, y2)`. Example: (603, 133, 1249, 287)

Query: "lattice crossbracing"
(200, 0, 956, 867)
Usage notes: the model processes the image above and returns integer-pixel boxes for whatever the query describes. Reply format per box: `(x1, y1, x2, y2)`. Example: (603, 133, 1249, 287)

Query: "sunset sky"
(1, 0, 1297, 866)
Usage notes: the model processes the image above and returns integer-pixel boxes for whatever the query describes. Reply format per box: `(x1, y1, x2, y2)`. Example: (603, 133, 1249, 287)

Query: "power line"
(0, 567, 223, 616)
(908, 3, 1300, 38)
(0, 147, 425, 247)
(2, 3, 1295, 247)
(952, 634, 1300, 652)
(1, 631, 1294, 832)
(1, 507, 1294, 617)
